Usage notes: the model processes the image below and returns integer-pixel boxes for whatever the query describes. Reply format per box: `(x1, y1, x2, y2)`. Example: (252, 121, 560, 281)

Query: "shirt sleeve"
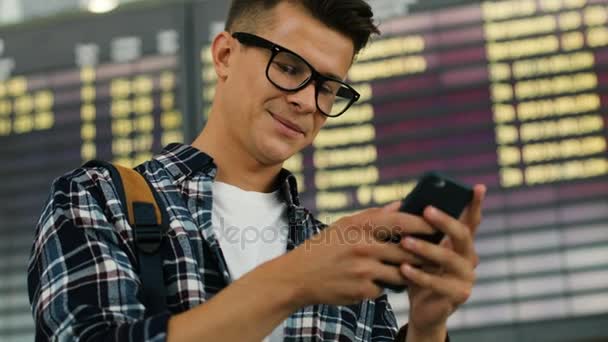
(370, 294, 400, 341)
(371, 297, 451, 342)
(27, 171, 171, 342)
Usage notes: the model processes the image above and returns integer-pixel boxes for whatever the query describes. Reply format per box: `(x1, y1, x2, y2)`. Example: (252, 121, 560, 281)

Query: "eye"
(273, 61, 299, 75)
(319, 82, 339, 95)
(320, 85, 334, 94)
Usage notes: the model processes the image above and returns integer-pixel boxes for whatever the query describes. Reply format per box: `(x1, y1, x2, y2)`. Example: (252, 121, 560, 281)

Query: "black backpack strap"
(83, 160, 169, 317)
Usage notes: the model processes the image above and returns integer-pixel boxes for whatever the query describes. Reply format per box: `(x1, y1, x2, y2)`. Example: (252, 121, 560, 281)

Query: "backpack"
(83, 160, 169, 317)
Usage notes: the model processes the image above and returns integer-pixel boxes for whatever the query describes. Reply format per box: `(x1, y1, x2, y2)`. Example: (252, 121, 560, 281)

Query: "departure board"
(195, 0, 608, 334)
(0, 3, 189, 341)
(2, 0, 608, 341)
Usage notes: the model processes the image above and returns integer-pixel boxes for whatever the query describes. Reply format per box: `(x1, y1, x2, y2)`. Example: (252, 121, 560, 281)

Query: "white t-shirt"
(211, 181, 289, 342)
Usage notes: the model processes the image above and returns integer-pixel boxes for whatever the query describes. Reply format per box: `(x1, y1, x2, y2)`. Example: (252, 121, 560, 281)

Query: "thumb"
(383, 201, 401, 212)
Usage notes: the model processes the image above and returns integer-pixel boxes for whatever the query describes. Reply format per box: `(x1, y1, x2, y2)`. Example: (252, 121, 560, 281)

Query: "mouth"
(269, 112, 305, 136)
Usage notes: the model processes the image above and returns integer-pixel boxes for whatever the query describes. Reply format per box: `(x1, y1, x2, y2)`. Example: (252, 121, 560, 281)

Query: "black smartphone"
(380, 171, 473, 292)
(399, 171, 474, 244)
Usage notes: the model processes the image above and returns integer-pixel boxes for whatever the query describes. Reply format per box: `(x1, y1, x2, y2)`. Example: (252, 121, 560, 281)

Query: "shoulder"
(35, 164, 136, 253)
(43, 163, 132, 225)
(49, 165, 114, 201)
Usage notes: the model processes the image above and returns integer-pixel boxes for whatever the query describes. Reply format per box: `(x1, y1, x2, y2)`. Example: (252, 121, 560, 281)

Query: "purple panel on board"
(424, 53, 441, 70)
(438, 46, 487, 66)
(52, 108, 80, 126)
(602, 94, 608, 111)
(48, 69, 81, 88)
(480, 193, 505, 211)
(481, 213, 507, 231)
(560, 201, 608, 223)
(94, 83, 111, 102)
(370, 74, 439, 98)
(375, 109, 491, 137)
(377, 130, 495, 157)
(441, 65, 489, 86)
(380, 152, 498, 180)
(597, 70, 608, 85)
(506, 187, 557, 207)
(447, 152, 498, 171)
(442, 87, 491, 106)
(133, 55, 177, 74)
(508, 208, 559, 230)
(25, 75, 49, 90)
(424, 27, 486, 50)
(460, 172, 500, 188)
(436, 4, 483, 27)
(53, 89, 82, 108)
(596, 49, 608, 66)
(558, 181, 608, 201)
(438, 26, 486, 47)
(380, 13, 434, 36)
(95, 63, 134, 82)
(380, 4, 482, 36)
(374, 96, 437, 116)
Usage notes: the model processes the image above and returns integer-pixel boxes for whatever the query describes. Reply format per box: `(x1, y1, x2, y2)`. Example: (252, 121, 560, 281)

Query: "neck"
(191, 106, 283, 193)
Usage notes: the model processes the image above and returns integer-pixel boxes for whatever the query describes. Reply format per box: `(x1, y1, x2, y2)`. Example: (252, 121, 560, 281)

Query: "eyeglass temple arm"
(337, 86, 358, 99)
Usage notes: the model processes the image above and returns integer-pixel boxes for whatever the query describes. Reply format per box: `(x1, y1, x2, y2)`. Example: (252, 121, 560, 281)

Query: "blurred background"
(1, 0, 607, 341)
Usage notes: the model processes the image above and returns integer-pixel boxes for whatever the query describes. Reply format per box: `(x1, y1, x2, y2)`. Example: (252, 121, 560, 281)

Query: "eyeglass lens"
(268, 50, 354, 116)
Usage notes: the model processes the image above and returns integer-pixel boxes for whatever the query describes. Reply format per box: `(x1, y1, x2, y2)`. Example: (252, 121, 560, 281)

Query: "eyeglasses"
(232, 32, 360, 118)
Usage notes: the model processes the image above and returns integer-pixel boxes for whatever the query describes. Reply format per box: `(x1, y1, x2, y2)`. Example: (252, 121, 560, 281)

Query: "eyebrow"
(322, 71, 345, 82)
(289, 49, 343, 81)
(247, 32, 346, 82)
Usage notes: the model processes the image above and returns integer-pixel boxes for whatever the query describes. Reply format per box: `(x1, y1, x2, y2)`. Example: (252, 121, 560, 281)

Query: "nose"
(284, 81, 317, 115)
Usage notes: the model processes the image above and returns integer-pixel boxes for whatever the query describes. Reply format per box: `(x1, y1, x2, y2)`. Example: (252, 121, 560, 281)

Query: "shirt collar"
(155, 143, 301, 207)
(277, 168, 301, 207)
(154, 143, 215, 184)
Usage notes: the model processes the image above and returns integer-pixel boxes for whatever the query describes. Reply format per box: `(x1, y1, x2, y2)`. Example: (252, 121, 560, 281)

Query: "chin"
(258, 140, 298, 165)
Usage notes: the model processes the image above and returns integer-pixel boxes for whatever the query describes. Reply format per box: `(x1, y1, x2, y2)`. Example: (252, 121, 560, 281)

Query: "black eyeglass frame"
(232, 31, 360, 118)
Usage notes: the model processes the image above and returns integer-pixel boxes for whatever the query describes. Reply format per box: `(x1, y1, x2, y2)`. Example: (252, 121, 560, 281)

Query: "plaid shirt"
(28, 143, 402, 341)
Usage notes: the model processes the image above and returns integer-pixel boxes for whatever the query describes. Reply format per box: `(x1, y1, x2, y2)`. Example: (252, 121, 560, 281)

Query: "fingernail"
(404, 237, 416, 249)
(402, 264, 413, 274)
(427, 206, 437, 216)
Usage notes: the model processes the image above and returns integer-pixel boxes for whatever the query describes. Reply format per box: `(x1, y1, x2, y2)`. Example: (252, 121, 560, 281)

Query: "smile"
(269, 112, 305, 138)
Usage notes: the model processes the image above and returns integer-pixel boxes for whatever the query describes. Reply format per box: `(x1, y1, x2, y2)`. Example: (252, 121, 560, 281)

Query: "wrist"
(251, 253, 310, 311)
(405, 323, 447, 342)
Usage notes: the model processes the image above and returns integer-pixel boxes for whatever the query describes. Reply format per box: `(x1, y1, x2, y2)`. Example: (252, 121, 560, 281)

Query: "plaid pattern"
(28, 143, 400, 341)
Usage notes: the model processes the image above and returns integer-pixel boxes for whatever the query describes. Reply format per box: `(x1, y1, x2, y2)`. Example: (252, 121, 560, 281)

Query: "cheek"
(307, 115, 327, 141)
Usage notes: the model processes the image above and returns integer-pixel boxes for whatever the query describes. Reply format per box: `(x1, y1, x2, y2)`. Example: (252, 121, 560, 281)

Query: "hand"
(399, 184, 486, 339)
(273, 206, 436, 307)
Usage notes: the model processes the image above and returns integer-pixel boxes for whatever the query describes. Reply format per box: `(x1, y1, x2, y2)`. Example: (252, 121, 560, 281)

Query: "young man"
(28, 1, 486, 341)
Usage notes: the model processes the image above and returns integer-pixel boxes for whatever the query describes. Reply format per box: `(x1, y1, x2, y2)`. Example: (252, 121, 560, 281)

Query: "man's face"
(220, 2, 355, 166)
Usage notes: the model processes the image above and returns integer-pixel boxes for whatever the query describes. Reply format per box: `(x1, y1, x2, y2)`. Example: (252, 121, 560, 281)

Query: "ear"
(212, 31, 235, 81)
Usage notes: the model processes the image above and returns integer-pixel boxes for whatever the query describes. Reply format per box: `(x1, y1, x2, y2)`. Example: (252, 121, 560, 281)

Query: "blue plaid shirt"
(28, 143, 402, 341)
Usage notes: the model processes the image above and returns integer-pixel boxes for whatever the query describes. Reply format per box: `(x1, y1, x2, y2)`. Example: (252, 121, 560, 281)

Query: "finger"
(351, 260, 400, 297)
(344, 278, 384, 301)
(364, 240, 425, 266)
(461, 184, 486, 235)
(423, 206, 473, 257)
(439, 235, 480, 269)
(401, 237, 473, 278)
(401, 264, 474, 305)
(383, 200, 402, 212)
(371, 260, 407, 287)
(375, 211, 436, 237)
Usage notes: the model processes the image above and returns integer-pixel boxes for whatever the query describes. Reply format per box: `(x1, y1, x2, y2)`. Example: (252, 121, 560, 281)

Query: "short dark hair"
(225, 0, 380, 55)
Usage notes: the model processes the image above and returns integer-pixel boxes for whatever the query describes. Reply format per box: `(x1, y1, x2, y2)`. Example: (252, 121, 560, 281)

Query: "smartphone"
(399, 171, 474, 244)
(380, 171, 473, 292)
